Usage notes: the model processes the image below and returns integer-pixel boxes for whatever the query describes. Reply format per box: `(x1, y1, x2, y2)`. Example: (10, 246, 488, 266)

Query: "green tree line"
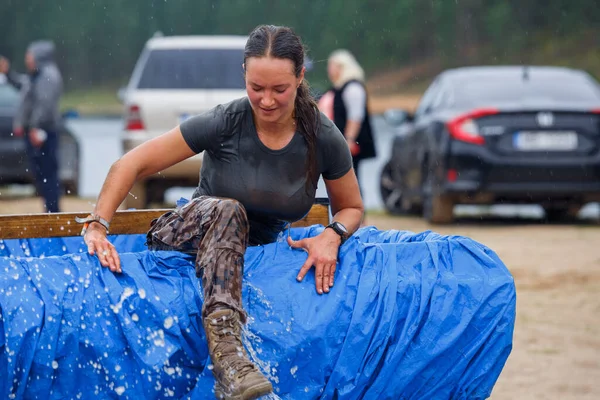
(0, 0, 598, 92)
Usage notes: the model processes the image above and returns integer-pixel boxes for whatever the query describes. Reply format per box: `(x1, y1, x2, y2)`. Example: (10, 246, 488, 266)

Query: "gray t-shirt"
(180, 97, 352, 245)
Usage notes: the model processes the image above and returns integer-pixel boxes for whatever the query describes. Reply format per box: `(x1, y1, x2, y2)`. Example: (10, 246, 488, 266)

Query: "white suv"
(120, 33, 248, 209)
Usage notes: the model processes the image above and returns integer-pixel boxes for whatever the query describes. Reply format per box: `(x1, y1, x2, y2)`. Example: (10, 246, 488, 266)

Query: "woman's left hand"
(29, 129, 45, 148)
(288, 228, 341, 295)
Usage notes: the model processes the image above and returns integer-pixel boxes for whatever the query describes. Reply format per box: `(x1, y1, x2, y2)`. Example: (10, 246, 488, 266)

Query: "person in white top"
(322, 49, 376, 206)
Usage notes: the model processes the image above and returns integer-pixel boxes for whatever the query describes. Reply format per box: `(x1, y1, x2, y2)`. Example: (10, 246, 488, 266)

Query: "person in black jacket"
(326, 49, 376, 199)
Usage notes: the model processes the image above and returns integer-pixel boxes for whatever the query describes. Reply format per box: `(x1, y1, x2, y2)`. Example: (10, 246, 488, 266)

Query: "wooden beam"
(0, 201, 330, 240)
(291, 201, 330, 229)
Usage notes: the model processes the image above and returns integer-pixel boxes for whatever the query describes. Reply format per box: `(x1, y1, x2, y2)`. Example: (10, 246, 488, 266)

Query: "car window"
(136, 48, 245, 90)
(0, 83, 20, 107)
(415, 78, 441, 118)
(430, 84, 451, 111)
(453, 74, 600, 105)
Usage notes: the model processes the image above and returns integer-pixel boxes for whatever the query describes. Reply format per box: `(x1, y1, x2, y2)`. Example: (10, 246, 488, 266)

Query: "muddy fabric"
(145, 196, 249, 322)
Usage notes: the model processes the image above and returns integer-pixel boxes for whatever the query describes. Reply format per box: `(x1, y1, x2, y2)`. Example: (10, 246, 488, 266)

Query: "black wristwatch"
(326, 221, 350, 245)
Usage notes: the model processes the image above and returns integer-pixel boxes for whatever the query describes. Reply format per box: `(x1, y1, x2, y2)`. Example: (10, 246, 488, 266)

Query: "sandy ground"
(1, 196, 599, 399)
(368, 93, 421, 114)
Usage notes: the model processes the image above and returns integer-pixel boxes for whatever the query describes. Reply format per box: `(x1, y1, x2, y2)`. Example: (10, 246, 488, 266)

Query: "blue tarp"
(0, 225, 516, 399)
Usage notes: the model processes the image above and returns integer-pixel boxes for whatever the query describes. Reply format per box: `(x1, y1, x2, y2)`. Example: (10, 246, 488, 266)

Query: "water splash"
(242, 328, 279, 385)
(110, 287, 135, 313)
(262, 393, 283, 400)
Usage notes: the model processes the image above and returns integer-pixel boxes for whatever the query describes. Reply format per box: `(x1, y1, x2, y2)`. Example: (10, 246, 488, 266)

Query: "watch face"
(334, 222, 348, 234)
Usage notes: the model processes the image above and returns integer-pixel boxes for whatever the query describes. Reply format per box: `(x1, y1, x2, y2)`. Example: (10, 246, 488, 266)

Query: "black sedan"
(380, 66, 600, 223)
(0, 76, 79, 195)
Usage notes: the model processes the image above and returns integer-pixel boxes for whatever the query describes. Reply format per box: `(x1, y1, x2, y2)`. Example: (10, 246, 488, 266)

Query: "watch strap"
(75, 214, 110, 236)
(326, 221, 349, 244)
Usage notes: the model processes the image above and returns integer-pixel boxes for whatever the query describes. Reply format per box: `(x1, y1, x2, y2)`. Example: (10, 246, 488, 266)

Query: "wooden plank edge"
(0, 203, 330, 240)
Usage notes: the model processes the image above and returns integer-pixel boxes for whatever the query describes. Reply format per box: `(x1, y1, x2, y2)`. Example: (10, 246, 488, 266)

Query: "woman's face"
(245, 56, 304, 125)
(327, 59, 341, 84)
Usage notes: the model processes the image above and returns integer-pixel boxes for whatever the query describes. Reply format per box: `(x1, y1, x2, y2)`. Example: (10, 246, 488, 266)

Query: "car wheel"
(379, 161, 405, 214)
(543, 205, 580, 222)
(422, 169, 454, 224)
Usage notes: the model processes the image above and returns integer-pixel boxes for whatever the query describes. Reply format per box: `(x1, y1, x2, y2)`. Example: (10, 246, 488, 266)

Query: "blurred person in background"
(0, 40, 64, 213)
(326, 49, 376, 206)
(317, 88, 334, 120)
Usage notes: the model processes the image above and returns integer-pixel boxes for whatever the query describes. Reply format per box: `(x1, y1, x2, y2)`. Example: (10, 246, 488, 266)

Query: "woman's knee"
(214, 198, 248, 221)
(180, 196, 249, 234)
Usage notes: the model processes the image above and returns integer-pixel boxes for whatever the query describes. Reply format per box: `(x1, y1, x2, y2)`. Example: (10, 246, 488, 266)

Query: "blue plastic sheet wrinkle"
(0, 225, 516, 399)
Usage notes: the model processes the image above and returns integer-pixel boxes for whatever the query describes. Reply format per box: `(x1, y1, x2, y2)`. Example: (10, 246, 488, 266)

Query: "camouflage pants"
(145, 196, 249, 323)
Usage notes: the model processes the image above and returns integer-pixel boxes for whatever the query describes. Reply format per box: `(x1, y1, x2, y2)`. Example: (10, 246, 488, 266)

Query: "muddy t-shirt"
(180, 97, 352, 245)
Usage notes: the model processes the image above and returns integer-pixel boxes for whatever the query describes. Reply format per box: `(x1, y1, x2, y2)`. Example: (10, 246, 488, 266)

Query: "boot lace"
(209, 314, 257, 380)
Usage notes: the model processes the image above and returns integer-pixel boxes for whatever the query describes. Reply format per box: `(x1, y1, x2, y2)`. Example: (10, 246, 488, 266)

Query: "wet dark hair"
(244, 25, 319, 193)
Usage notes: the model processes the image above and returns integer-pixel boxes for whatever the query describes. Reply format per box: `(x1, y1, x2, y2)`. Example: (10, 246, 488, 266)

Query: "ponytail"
(295, 80, 320, 194)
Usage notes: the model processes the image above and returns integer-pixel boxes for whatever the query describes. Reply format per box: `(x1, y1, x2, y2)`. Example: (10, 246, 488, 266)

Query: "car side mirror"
(383, 108, 413, 127)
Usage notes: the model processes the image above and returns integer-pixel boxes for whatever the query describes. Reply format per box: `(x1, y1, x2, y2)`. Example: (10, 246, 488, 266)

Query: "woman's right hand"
(84, 223, 122, 273)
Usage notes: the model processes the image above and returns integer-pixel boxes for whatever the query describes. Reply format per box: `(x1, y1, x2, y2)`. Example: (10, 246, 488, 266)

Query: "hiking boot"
(203, 309, 273, 400)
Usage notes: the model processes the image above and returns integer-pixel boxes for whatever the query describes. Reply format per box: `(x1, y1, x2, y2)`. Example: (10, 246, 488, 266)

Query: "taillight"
(592, 109, 600, 134)
(125, 104, 145, 131)
(447, 169, 458, 182)
(447, 108, 499, 145)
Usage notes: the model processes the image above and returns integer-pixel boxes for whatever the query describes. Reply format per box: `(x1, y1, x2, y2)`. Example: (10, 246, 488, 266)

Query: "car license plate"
(513, 131, 578, 151)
